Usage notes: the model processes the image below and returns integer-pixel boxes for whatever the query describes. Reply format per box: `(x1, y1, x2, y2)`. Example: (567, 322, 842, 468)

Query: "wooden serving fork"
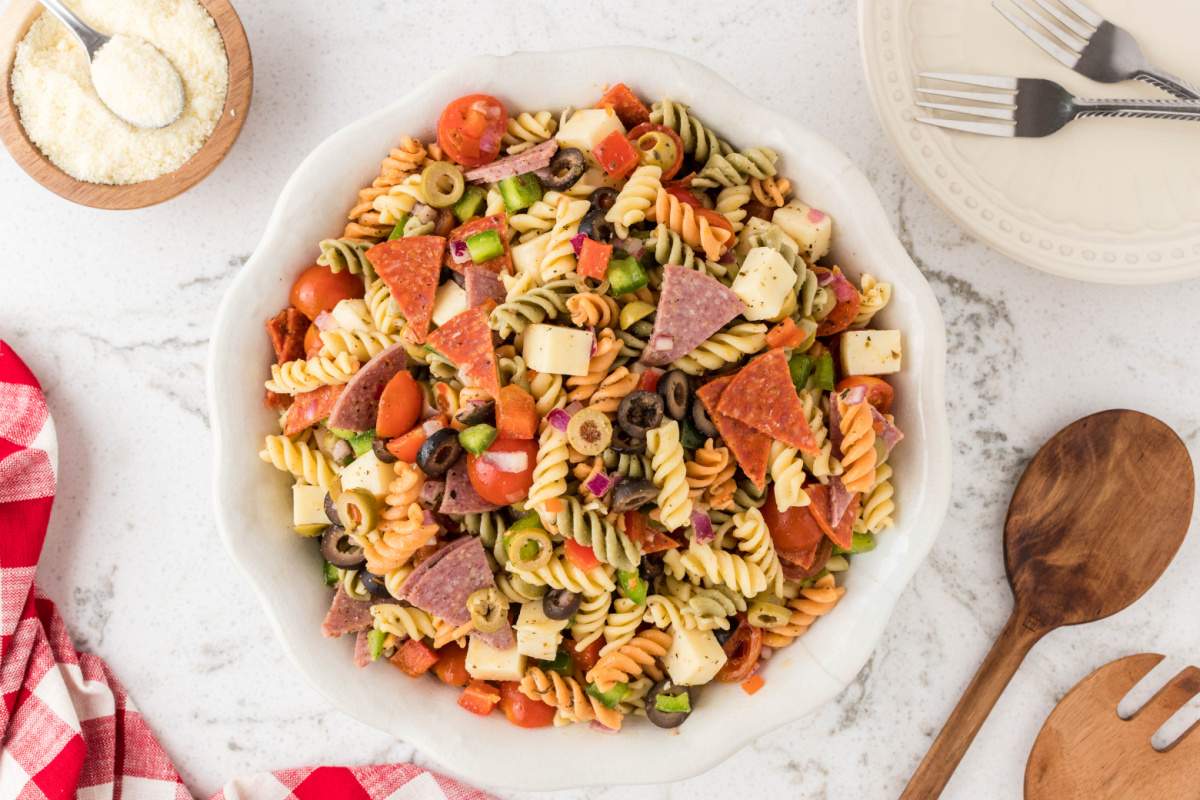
(1025, 653, 1200, 799)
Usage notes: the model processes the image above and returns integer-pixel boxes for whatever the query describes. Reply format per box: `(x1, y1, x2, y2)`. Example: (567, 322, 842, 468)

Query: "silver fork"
(993, 0, 1200, 100)
(916, 73, 1200, 137)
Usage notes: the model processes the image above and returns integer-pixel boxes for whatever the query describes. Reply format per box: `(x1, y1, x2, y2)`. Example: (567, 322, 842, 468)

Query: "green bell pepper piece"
(387, 212, 411, 241)
(539, 649, 574, 677)
(814, 352, 835, 391)
(654, 690, 691, 714)
(606, 256, 648, 296)
(459, 424, 497, 456)
(466, 229, 504, 264)
(617, 569, 647, 605)
(789, 353, 814, 389)
(497, 173, 543, 212)
(322, 561, 339, 586)
(453, 186, 487, 223)
(586, 681, 630, 709)
(367, 628, 387, 661)
(348, 429, 376, 457)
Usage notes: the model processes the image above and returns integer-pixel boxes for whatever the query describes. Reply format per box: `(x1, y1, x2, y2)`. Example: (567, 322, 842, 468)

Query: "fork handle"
(1135, 69, 1200, 102)
(1074, 97, 1200, 122)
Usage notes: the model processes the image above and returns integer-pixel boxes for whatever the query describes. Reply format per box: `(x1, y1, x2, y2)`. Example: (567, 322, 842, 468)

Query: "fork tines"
(915, 73, 1018, 137)
(992, 0, 1103, 69)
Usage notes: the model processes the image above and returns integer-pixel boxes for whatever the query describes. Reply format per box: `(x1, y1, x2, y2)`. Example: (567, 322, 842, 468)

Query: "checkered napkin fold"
(0, 341, 493, 800)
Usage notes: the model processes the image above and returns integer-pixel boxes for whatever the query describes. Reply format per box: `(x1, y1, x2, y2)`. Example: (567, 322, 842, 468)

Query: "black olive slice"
(320, 525, 364, 568)
(417, 428, 462, 477)
(540, 147, 587, 191)
(657, 370, 690, 421)
(542, 589, 582, 621)
(617, 391, 664, 437)
(610, 479, 659, 513)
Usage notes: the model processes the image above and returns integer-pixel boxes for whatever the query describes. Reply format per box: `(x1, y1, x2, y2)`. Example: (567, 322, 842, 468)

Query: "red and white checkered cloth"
(0, 340, 494, 800)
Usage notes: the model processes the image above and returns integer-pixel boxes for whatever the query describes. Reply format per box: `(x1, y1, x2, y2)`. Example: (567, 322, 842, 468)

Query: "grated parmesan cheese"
(91, 35, 185, 130)
(10, 0, 229, 185)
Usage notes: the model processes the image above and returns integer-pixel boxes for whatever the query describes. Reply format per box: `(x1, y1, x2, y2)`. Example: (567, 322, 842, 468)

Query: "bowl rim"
(0, 0, 252, 210)
(208, 45, 952, 790)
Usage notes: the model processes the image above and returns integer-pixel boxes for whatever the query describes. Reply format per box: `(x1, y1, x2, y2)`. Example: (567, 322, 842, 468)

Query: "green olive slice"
(421, 161, 465, 209)
(506, 529, 553, 571)
(747, 599, 791, 629)
(467, 587, 510, 633)
(567, 408, 613, 456)
(335, 488, 378, 535)
(635, 131, 679, 172)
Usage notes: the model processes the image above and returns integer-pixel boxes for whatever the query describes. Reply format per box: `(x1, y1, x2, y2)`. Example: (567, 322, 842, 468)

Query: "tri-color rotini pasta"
(257, 84, 904, 732)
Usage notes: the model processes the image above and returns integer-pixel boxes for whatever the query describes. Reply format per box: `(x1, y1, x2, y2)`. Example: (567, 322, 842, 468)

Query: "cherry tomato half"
(437, 94, 508, 168)
(432, 642, 470, 688)
(695, 207, 734, 235)
(664, 183, 702, 208)
(466, 438, 538, 505)
(761, 490, 828, 565)
(715, 616, 763, 683)
(627, 123, 684, 180)
(498, 681, 556, 728)
(289, 265, 363, 321)
(376, 372, 423, 438)
(836, 376, 895, 415)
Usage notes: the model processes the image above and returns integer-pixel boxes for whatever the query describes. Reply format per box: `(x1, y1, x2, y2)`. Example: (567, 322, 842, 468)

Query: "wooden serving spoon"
(900, 410, 1194, 799)
(1026, 653, 1200, 799)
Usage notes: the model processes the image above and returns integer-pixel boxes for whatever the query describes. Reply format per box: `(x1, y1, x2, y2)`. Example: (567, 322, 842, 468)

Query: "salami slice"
(641, 266, 744, 366)
(473, 622, 516, 650)
(368, 236, 445, 343)
(464, 264, 507, 308)
(327, 342, 407, 432)
(353, 630, 373, 668)
(826, 477, 860, 547)
(717, 350, 818, 453)
(447, 214, 512, 274)
(400, 536, 494, 626)
(696, 375, 771, 490)
(425, 307, 501, 399)
(464, 139, 558, 184)
(283, 384, 343, 435)
(439, 457, 502, 515)
(322, 586, 378, 638)
(398, 537, 470, 600)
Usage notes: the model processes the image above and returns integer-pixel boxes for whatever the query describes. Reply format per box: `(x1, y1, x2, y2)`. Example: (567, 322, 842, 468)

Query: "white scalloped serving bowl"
(208, 47, 951, 791)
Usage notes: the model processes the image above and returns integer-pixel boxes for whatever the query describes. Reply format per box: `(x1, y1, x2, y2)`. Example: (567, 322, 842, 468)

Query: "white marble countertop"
(4, 1, 1200, 798)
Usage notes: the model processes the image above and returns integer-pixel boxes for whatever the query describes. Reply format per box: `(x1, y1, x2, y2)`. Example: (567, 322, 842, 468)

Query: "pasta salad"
(258, 84, 904, 731)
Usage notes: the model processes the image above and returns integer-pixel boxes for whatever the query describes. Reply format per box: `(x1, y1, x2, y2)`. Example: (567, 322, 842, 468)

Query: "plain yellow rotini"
(265, 353, 360, 395)
(509, 191, 562, 241)
(502, 110, 558, 154)
(650, 187, 732, 261)
(508, 549, 616, 596)
(318, 329, 403, 361)
(855, 461, 895, 534)
(370, 603, 436, 641)
(605, 164, 662, 237)
(566, 329, 620, 404)
(851, 274, 893, 329)
(260, 436, 340, 495)
(527, 424, 570, 527)
(363, 279, 401, 335)
(726, 507, 783, 596)
(600, 597, 643, 656)
(343, 137, 426, 240)
(529, 370, 567, 420)
(643, 593, 730, 632)
(520, 667, 623, 730)
(671, 539, 768, 597)
(539, 194, 591, 283)
(646, 420, 694, 532)
(570, 590, 611, 650)
(800, 388, 842, 482)
(715, 184, 752, 232)
(672, 323, 768, 375)
(768, 440, 811, 511)
(372, 173, 428, 226)
(838, 396, 877, 493)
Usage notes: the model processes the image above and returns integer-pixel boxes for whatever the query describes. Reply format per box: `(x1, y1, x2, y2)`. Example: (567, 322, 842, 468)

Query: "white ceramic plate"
(860, 0, 1200, 284)
(208, 47, 951, 791)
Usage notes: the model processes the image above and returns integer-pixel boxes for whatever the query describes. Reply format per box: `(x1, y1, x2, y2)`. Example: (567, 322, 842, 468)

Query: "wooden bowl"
(0, 0, 252, 209)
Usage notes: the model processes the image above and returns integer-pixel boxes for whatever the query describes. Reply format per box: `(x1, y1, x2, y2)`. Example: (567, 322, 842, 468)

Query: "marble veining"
(3, 1, 1198, 797)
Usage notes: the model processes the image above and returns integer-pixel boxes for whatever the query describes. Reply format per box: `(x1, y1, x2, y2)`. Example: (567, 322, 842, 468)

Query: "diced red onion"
(546, 408, 572, 432)
(481, 450, 528, 473)
(651, 335, 673, 351)
(691, 511, 715, 544)
(585, 470, 615, 498)
(564, 401, 584, 416)
(817, 270, 836, 286)
(570, 234, 587, 256)
(313, 311, 337, 332)
(589, 721, 619, 734)
(588, 328, 598, 356)
(422, 417, 446, 435)
(449, 239, 470, 263)
(614, 237, 645, 258)
(422, 509, 438, 526)
(829, 271, 858, 303)
(841, 385, 867, 406)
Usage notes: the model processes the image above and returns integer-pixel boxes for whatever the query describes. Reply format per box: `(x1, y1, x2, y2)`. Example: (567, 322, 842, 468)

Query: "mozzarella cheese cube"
(466, 636, 527, 681)
(515, 601, 568, 661)
(339, 450, 392, 500)
(431, 281, 468, 328)
(664, 627, 728, 686)
(556, 107, 625, 162)
(511, 232, 550, 276)
(730, 247, 797, 321)
(522, 324, 593, 377)
(773, 203, 833, 262)
(840, 329, 902, 376)
(331, 298, 372, 332)
(292, 483, 329, 526)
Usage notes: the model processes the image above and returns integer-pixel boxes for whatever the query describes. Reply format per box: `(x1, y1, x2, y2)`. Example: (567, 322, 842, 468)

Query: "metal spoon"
(37, 0, 184, 129)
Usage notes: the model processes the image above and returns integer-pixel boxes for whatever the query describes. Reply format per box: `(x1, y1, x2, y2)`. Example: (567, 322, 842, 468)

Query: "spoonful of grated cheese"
(36, 0, 185, 129)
